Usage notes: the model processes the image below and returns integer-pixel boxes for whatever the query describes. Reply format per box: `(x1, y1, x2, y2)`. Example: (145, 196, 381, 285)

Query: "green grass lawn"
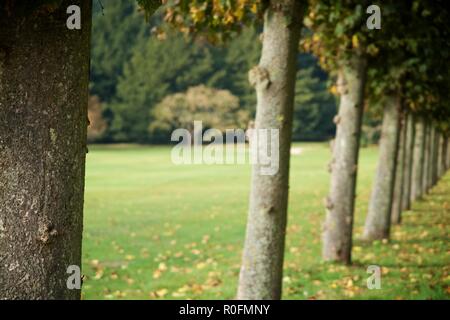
(82, 143, 449, 300)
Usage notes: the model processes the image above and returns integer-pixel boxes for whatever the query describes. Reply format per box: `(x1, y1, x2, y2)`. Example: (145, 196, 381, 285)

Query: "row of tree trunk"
(364, 105, 450, 241)
(322, 51, 450, 266)
(239, 2, 450, 297)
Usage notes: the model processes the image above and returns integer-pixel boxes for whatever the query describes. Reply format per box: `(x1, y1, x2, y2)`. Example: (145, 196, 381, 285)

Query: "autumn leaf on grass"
(343, 289, 355, 298)
(114, 290, 126, 298)
(125, 254, 135, 261)
(345, 279, 354, 288)
(191, 283, 204, 294)
(312, 280, 322, 286)
(140, 248, 150, 258)
(289, 247, 300, 254)
(90, 259, 100, 267)
(204, 271, 222, 289)
(94, 269, 104, 280)
(172, 292, 186, 298)
(150, 288, 168, 298)
(202, 235, 210, 244)
(153, 262, 168, 279)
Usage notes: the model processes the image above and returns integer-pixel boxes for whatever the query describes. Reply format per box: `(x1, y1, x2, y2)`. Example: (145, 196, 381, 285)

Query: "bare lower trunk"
(401, 112, 415, 211)
(391, 110, 406, 224)
(426, 125, 435, 190)
(421, 122, 430, 194)
(445, 137, 450, 171)
(0, 0, 91, 299)
(322, 53, 367, 264)
(431, 128, 439, 186)
(437, 132, 444, 179)
(237, 0, 303, 300)
(411, 118, 425, 201)
(441, 136, 449, 175)
(446, 137, 450, 171)
(363, 94, 401, 241)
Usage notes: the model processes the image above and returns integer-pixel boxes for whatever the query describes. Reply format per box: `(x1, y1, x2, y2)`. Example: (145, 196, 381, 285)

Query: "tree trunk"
(391, 109, 406, 225)
(445, 137, 450, 171)
(0, 0, 91, 299)
(363, 94, 401, 241)
(322, 53, 367, 264)
(431, 127, 439, 186)
(426, 125, 435, 190)
(421, 122, 430, 194)
(411, 117, 425, 201)
(437, 132, 444, 179)
(237, 0, 303, 300)
(447, 137, 450, 171)
(441, 135, 449, 175)
(401, 112, 415, 211)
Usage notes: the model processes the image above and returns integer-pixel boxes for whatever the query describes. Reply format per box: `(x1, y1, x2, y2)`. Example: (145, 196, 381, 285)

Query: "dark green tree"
(111, 32, 217, 142)
(90, 0, 149, 102)
(293, 55, 336, 141)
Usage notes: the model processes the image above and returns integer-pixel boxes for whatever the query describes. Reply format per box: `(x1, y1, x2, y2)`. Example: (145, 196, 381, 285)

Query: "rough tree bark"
(421, 122, 430, 194)
(431, 128, 439, 187)
(411, 118, 425, 201)
(437, 132, 443, 179)
(0, 0, 91, 299)
(447, 137, 450, 171)
(426, 125, 435, 190)
(237, 0, 303, 300)
(322, 53, 367, 264)
(401, 112, 415, 211)
(391, 109, 406, 224)
(363, 94, 401, 241)
(441, 135, 449, 176)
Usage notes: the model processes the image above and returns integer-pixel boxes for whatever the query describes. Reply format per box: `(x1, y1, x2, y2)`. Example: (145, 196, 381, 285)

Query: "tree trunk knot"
(333, 115, 341, 125)
(345, 216, 352, 225)
(248, 66, 271, 89)
(263, 206, 276, 215)
(324, 196, 334, 210)
(327, 159, 335, 173)
(258, 33, 264, 43)
(38, 222, 58, 244)
(336, 77, 348, 95)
